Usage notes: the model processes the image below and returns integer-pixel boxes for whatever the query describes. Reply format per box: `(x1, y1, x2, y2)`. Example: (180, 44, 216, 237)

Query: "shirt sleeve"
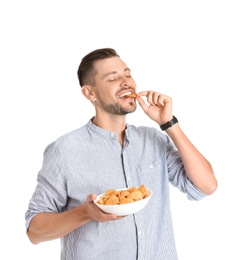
(25, 141, 68, 228)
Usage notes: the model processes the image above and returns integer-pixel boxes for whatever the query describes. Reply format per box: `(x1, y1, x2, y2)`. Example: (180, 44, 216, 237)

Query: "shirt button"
(150, 164, 153, 168)
(127, 176, 131, 181)
(138, 230, 142, 235)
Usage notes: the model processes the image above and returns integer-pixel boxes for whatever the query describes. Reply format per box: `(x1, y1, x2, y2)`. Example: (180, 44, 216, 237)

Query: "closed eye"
(108, 77, 118, 82)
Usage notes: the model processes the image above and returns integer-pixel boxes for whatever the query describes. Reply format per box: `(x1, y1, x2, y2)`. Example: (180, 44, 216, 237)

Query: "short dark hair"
(77, 48, 119, 87)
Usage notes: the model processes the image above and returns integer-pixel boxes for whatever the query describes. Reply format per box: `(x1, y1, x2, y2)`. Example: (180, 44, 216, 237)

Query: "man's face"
(92, 56, 137, 115)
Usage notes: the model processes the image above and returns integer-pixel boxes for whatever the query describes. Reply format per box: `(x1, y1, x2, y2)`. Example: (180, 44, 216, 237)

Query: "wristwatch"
(160, 116, 178, 131)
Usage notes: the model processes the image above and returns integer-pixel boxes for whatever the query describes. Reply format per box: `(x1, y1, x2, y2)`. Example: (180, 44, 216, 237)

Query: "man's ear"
(81, 85, 96, 102)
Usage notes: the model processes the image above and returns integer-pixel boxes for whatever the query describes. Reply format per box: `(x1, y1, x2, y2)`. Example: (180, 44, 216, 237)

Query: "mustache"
(116, 86, 134, 94)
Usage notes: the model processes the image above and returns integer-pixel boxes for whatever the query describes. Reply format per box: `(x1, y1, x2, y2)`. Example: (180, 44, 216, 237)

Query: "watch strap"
(160, 116, 178, 131)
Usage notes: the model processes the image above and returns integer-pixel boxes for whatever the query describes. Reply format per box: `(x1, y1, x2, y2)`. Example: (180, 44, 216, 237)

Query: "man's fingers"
(137, 91, 148, 96)
(137, 91, 171, 107)
(136, 96, 149, 113)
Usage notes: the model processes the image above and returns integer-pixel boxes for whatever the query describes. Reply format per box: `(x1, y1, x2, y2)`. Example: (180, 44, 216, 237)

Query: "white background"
(1, 1, 251, 259)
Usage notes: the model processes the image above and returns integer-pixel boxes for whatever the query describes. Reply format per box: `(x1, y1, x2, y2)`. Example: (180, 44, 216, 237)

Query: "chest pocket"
(135, 159, 163, 188)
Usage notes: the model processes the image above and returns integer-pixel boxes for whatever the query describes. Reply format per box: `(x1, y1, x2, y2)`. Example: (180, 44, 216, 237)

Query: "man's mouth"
(118, 91, 134, 98)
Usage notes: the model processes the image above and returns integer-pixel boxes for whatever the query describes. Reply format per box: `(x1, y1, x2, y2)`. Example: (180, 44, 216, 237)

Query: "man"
(25, 48, 217, 260)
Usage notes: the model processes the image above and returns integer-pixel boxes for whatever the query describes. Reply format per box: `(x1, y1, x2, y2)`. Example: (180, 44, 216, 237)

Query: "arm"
(136, 91, 217, 195)
(165, 123, 216, 194)
(27, 194, 123, 244)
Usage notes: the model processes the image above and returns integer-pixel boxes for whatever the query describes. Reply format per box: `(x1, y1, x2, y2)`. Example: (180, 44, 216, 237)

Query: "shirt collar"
(86, 117, 132, 141)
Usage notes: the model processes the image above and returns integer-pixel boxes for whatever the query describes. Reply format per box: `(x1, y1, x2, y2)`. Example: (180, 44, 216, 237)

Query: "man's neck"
(92, 114, 127, 146)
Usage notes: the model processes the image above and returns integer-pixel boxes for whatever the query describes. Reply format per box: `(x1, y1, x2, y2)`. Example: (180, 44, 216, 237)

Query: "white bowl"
(94, 188, 153, 216)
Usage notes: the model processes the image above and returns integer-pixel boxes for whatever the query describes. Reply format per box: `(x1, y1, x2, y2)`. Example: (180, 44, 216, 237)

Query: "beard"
(96, 93, 137, 115)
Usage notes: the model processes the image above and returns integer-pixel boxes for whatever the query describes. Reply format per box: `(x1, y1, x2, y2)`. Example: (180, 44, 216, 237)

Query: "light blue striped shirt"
(25, 119, 206, 260)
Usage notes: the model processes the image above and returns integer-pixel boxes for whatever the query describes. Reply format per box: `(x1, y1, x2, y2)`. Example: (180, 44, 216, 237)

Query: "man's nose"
(121, 80, 131, 88)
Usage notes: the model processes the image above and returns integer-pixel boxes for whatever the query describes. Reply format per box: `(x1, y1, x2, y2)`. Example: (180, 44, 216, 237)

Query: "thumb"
(86, 193, 97, 202)
(136, 96, 149, 114)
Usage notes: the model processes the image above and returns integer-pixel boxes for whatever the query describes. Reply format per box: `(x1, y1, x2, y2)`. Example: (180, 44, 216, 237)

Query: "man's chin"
(124, 105, 137, 114)
(117, 108, 136, 116)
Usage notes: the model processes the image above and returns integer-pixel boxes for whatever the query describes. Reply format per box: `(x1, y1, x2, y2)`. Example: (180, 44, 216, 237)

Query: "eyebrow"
(103, 68, 131, 79)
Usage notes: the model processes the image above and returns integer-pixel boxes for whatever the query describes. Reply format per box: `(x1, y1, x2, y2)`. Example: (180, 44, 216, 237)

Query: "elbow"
(201, 165, 218, 195)
(29, 239, 40, 245)
(26, 228, 41, 245)
(204, 177, 218, 195)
